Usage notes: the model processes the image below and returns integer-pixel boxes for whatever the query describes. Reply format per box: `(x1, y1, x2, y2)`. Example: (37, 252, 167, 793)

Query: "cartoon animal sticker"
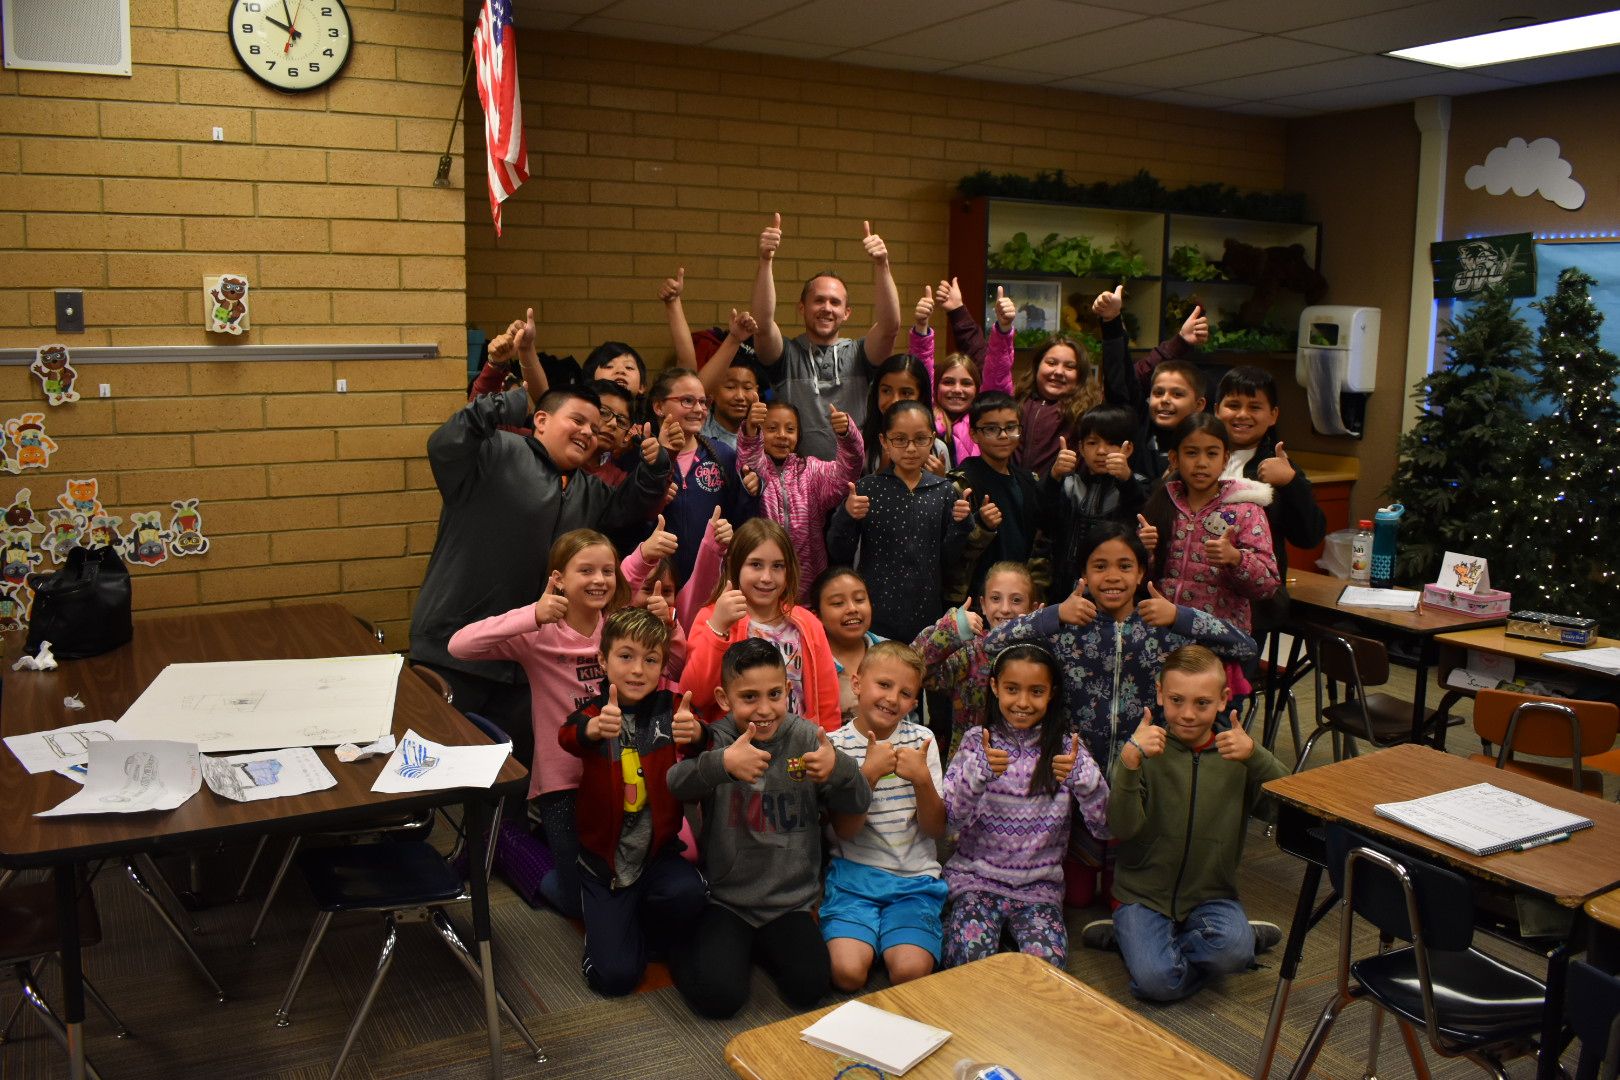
(1451, 558, 1485, 590)
(2, 415, 58, 473)
(30, 345, 81, 406)
(87, 513, 126, 555)
(2, 531, 43, 586)
(126, 511, 169, 567)
(3, 488, 46, 534)
(166, 498, 210, 557)
(0, 582, 27, 632)
(41, 509, 85, 564)
(205, 275, 250, 334)
(58, 478, 103, 520)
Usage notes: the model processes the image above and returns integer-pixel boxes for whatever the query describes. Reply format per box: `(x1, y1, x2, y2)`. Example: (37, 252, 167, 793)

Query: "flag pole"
(434, 49, 478, 187)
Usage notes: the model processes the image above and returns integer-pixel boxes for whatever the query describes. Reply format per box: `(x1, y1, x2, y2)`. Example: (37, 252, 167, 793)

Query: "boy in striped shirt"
(824, 642, 948, 990)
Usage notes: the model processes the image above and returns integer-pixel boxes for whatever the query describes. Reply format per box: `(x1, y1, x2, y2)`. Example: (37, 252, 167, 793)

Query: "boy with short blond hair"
(1086, 645, 1286, 1001)
(824, 642, 947, 990)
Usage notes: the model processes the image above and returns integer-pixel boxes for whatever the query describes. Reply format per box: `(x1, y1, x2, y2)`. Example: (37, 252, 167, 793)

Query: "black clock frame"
(227, 0, 354, 94)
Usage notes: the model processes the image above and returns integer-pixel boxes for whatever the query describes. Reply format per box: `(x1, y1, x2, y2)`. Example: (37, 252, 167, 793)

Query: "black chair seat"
(296, 842, 465, 912)
(1352, 947, 1546, 1047)
(1322, 693, 1422, 742)
(0, 882, 101, 963)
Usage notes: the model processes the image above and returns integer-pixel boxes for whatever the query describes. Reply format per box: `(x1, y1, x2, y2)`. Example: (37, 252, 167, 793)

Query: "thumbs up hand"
(976, 494, 1002, 530)
(1092, 284, 1125, 321)
(745, 399, 769, 435)
(1052, 731, 1082, 785)
(1180, 304, 1209, 347)
(640, 514, 678, 562)
(861, 220, 888, 265)
(1136, 513, 1158, 555)
(936, 276, 964, 312)
(1257, 441, 1295, 487)
(844, 482, 870, 520)
(1214, 711, 1254, 761)
(994, 285, 1016, 330)
(1122, 707, 1166, 770)
(953, 487, 973, 523)
(959, 597, 986, 639)
(1137, 581, 1176, 627)
(728, 307, 757, 341)
(759, 212, 782, 262)
(1058, 580, 1097, 627)
(981, 727, 1010, 778)
(534, 571, 569, 626)
(645, 590, 674, 626)
(1204, 526, 1241, 567)
(861, 727, 898, 785)
(709, 504, 734, 550)
(828, 403, 850, 437)
(723, 724, 773, 783)
(741, 466, 761, 496)
(658, 412, 687, 455)
(1105, 440, 1134, 481)
(672, 691, 701, 745)
(712, 578, 748, 634)
(895, 737, 933, 788)
(802, 728, 839, 783)
(658, 266, 686, 304)
(1051, 436, 1078, 480)
(913, 285, 934, 330)
(588, 685, 623, 741)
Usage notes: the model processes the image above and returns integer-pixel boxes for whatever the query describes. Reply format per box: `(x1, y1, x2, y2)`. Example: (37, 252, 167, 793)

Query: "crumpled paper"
(63, 694, 84, 710)
(12, 641, 57, 671)
(335, 733, 396, 763)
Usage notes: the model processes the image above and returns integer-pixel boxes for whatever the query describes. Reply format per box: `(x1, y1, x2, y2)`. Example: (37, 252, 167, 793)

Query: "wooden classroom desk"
(1437, 625, 1620, 697)
(1255, 744, 1620, 1080)
(724, 951, 1245, 1080)
(0, 603, 529, 1080)
(1587, 888, 1620, 972)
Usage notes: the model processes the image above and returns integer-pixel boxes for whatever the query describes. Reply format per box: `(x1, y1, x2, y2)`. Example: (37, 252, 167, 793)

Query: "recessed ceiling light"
(1387, 9, 1620, 68)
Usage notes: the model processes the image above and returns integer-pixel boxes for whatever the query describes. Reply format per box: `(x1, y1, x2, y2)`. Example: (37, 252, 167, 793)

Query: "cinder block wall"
(0, 0, 468, 643)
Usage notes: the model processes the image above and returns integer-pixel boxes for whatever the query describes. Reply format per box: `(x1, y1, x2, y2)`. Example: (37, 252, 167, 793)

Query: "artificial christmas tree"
(1386, 286, 1537, 586)
(1521, 267, 1620, 624)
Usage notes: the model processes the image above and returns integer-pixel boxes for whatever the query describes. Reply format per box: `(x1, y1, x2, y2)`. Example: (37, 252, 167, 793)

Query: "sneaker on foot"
(1251, 921, 1283, 954)
(1080, 918, 1117, 951)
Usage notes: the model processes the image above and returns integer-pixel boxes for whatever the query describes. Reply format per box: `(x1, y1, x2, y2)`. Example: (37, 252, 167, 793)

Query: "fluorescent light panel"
(1388, 10, 1620, 69)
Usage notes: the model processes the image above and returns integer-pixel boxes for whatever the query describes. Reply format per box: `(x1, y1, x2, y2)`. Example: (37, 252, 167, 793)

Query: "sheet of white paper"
(371, 729, 509, 794)
(55, 763, 88, 784)
(37, 740, 200, 817)
(1543, 646, 1620, 675)
(1338, 586, 1421, 611)
(116, 654, 403, 752)
(201, 746, 337, 803)
(1436, 550, 1490, 593)
(800, 1000, 952, 1075)
(1445, 648, 1516, 692)
(1374, 782, 1593, 856)
(5, 720, 120, 774)
(335, 733, 396, 763)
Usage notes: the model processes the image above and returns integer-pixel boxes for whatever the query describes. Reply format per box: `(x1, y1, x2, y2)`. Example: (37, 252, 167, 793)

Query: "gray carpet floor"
(2, 663, 1606, 1079)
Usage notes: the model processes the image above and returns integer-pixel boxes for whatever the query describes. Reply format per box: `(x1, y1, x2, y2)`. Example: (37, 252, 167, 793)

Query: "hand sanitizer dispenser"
(1296, 306, 1379, 438)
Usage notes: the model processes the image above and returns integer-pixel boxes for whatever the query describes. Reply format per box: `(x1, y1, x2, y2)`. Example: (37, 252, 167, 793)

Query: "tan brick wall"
(465, 32, 1288, 361)
(0, 0, 468, 644)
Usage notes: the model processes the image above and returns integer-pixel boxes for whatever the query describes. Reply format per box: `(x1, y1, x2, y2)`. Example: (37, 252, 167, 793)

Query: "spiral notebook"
(800, 1001, 951, 1075)
(1373, 782, 1594, 856)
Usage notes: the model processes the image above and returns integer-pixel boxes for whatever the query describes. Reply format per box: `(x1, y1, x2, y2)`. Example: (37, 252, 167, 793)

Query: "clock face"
(229, 0, 353, 93)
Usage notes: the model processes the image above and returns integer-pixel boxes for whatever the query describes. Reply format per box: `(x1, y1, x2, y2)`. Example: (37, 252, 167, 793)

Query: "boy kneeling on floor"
(1085, 644, 1285, 1001)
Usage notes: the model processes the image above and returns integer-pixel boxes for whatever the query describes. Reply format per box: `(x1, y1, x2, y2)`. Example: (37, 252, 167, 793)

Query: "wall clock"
(228, 0, 352, 93)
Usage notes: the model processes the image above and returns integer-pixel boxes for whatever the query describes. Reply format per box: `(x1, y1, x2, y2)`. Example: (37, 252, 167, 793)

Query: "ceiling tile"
(1044, 73, 1160, 94)
(1173, 0, 1412, 34)
(1191, 53, 1426, 99)
(1282, 0, 1618, 53)
(512, 0, 618, 18)
(511, 10, 585, 31)
(567, 15, 717, 44)
(1081, 0, 1216, 12)
(945, 62, 1074, 84)
(1224, 100, 1316, 116)
(992, 17, 1254, 76)
(1088, 34, 1354, 87)
(1467, 45, 1620, 85)
(869, 0, 1138, 63)
(741, 0, 993, 50)
(1138, 87, 1245, 108)
(590, 0, 806, 32)
(831, 48, 958, 73)
(1275, 69, 1519, 111)
(702, 33, 846, 60)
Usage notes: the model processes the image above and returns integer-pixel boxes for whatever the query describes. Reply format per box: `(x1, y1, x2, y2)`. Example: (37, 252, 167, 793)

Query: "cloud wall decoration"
(1464, 137, 1586, 211)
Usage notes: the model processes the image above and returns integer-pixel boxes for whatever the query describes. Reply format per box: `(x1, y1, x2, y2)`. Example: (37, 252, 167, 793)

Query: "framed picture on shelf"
(986, 280, 1061, 339)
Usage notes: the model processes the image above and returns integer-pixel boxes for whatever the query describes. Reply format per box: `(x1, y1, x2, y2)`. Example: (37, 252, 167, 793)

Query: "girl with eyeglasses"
(643, 367, 758, 584)
(827, 400, 975, 643)
(908, 278, 1017, 468)
(858, 354, 951, 477)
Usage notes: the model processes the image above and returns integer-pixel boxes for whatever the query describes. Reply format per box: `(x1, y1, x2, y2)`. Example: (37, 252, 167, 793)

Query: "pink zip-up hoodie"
(735, 421, 864, 601)
(908, 321, 1016, 464)
(1156, 477, 1280, 635)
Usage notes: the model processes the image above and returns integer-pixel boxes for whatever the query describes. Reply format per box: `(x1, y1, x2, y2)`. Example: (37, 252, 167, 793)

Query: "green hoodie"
(1107, 728, 1287, 921)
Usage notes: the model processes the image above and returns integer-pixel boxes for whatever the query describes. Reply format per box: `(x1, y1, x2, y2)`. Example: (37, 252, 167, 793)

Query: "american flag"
(472, 0, 529, 235)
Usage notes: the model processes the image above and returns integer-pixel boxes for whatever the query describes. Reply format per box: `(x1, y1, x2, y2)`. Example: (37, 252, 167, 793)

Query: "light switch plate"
(55, 290, 84, 333)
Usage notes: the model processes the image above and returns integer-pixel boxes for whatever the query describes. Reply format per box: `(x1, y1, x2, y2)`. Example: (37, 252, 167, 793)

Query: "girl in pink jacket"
(908, 282, 1016, 467)
(735, 398, 863, 602)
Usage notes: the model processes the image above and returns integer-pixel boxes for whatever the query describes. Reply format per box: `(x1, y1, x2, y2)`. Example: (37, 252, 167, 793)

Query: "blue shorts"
(820, 858, 949, 961)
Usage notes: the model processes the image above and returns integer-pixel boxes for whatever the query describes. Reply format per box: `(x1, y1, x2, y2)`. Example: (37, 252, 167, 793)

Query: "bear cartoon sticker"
(3, 488, 46, 535)
(30, 345, 80, 407)
(205, 274, 250, 334)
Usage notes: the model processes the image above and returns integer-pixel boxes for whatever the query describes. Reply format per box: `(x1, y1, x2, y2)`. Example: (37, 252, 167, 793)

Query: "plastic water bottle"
(1370, 503, 1404, 589)
(954, 1062, 1023, 1080)
(1349, 519, 1373, 585)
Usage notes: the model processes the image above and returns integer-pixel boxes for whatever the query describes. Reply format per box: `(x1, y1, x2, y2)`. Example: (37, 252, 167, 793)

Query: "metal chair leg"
(1286, 991, 1352, 1080)
(248, 837, 300, 946)
(0, 868, 15, 891)
(429, 909, 546, 1062)
(1286, 694, 1303, 760)
(235, 836, 270, 902)
(1395, 1020, 1431, 1080)
(274, 910, 334, 1027)
(79, 972, 130, 1038)
(1294, 727, 1327, 772)
(327, 915, 399, 1080)
(0, 959, 43, 1044)
(124, 858, 226, 1002)
(1361, 935, 1393, 1079)
(131, 853, 202, 934)
(16, 963, 106, 1080)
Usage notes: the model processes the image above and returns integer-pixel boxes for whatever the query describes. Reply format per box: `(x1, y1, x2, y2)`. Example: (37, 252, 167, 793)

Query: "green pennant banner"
(1430, 233, 1537, 299)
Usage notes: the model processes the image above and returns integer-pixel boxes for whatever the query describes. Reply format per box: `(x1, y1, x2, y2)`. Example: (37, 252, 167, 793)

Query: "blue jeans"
(1114, 899, 1254, 1002)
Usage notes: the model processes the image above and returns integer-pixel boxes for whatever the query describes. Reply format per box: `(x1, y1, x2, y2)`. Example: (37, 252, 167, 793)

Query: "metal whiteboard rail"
(0, 344, 442, 365)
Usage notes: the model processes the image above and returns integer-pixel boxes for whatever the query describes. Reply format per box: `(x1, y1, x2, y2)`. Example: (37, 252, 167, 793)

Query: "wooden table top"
(723, 951, 1245, 1080)
(1264, 744, 1620, 907)
(0, 603, 528, 868)
(1436, 626, 1620, 678)
(1285, 570, 1504, 636)
(1587, 888, 1620, 932)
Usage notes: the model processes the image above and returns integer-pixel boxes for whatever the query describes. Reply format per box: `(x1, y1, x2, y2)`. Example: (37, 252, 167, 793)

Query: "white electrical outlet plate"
(98, 383, 111, 398)
(336, 379, 348, 393)
(212, 126, 224, 141)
